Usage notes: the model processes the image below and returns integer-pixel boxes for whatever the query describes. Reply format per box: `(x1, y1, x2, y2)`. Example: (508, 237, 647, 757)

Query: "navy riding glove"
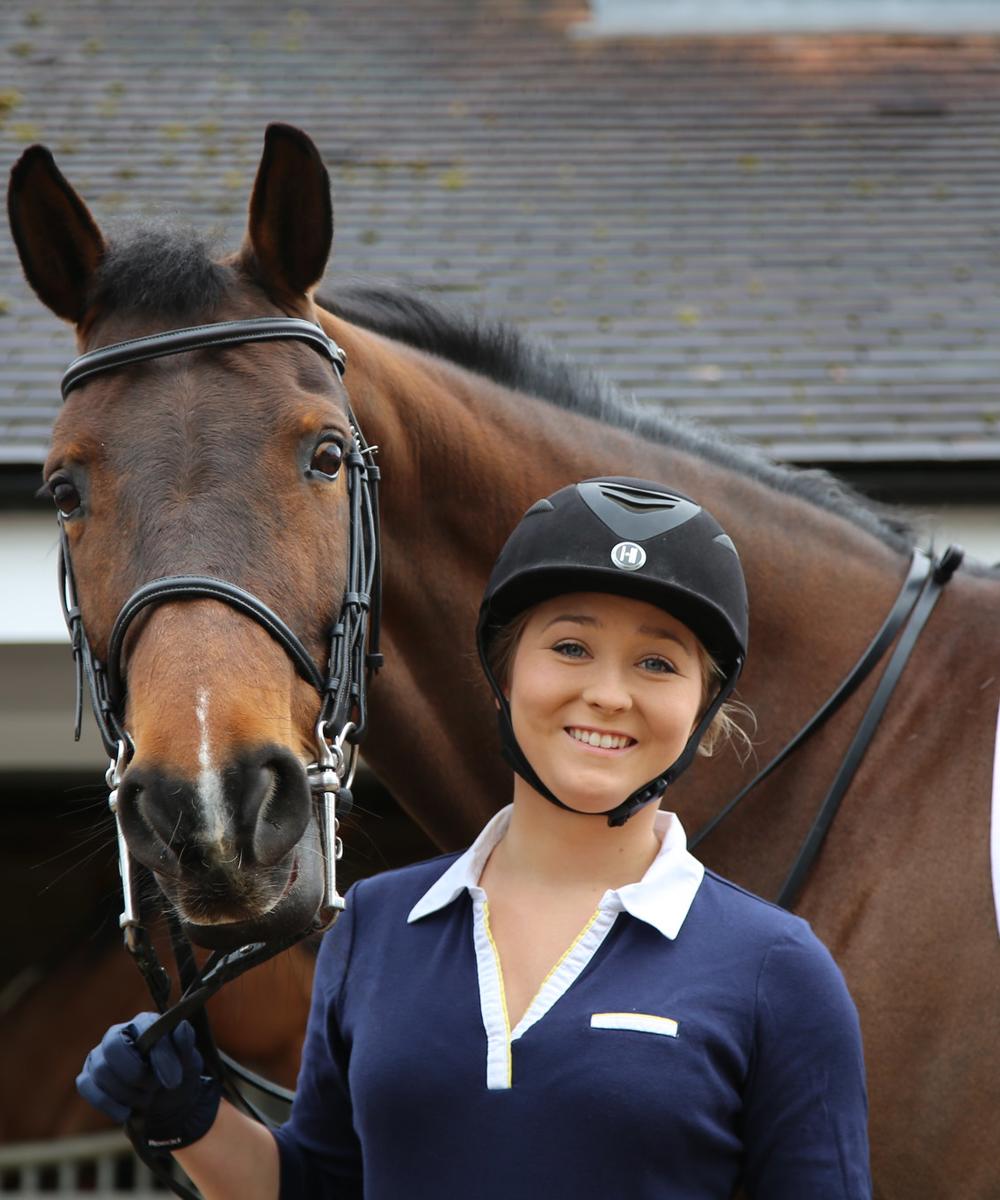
(76, 1012, 222, 1149)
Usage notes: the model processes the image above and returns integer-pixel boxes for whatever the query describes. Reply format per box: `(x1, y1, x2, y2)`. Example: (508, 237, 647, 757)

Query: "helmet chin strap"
(492, 664, 743, 828)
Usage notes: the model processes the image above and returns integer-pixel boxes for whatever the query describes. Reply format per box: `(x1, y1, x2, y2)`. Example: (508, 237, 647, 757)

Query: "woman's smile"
(565, 726, 637, 753)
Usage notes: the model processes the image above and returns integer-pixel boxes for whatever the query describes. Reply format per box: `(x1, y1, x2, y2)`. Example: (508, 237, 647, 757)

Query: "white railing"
(0, 1130, 184, 1195)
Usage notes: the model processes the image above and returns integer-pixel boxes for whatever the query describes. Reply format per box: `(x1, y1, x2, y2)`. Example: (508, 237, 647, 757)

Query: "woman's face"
(506, 591, 706, 814)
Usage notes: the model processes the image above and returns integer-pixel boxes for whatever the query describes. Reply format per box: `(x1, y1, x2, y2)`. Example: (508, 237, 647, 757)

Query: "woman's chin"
(520, 778, 635, 818)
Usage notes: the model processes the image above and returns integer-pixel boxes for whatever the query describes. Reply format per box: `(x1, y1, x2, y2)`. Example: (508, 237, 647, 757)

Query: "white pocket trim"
(590, 1012, 679, 1038)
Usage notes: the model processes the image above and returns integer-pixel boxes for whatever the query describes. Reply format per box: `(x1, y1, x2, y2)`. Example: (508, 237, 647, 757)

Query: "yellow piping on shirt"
(482, 904, 603, 1088)
(482, 901, 513, 1088)
(534, 907, 602, 998)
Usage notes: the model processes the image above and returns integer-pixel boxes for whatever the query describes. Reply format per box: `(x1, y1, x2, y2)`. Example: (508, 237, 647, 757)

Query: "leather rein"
(691, 542, 964, 908)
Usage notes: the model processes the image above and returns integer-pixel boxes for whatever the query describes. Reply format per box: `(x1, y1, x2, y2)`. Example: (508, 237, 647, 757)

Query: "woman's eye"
(639, 656, 676, 674)
(553, 641, 588, 659)
(310, 438, 344, 478)
(49, 478, 81, 516)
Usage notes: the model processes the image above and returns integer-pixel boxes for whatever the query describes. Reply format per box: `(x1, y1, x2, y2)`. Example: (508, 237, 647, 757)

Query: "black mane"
(324, 282, 916, 554)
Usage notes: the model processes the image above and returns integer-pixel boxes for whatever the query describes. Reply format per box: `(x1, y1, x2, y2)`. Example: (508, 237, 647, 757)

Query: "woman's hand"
(76, 1013, 222, 1149)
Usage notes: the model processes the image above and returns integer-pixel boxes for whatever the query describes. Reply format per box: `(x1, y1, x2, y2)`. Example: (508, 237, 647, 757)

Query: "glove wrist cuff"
(137, 1075, 223, 1151)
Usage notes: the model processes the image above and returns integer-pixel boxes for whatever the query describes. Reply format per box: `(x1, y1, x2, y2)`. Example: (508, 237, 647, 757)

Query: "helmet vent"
(578, 479, 701, 540)
(599, 482, 683, 514)
(523, 498, 555, 518)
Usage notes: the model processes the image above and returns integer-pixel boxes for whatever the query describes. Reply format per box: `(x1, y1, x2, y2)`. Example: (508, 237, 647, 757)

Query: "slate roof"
(1, 0, 999, 473)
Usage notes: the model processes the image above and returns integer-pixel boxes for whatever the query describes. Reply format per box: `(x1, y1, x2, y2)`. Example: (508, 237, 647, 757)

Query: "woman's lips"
(565, 726, 636, 753)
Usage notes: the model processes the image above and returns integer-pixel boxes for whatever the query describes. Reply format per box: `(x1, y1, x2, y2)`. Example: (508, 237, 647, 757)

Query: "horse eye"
(50, 479, 82, 516)
(310, 439, 344, 478)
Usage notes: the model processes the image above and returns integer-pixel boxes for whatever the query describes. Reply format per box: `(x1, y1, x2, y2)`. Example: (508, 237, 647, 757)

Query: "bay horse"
(8, 124, 999, 1196)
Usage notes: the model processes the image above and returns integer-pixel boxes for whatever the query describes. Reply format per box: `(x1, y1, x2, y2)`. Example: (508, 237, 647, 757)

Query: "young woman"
(78, 477, 872, 1198)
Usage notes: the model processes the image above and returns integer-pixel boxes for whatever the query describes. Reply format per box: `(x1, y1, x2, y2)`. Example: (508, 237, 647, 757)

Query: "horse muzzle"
(114, 744, 326, 948)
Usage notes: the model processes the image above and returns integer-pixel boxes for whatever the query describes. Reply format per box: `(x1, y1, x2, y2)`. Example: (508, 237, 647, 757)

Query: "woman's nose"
(581, 668, 632, 712)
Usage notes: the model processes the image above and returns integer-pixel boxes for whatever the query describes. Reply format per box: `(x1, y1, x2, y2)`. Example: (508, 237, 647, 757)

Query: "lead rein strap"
(132, 929, 305, 1058)
(121, 907, 299, 1200)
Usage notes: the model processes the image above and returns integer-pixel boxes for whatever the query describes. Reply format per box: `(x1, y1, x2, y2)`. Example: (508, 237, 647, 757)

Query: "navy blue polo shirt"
(275, 807, 871, 1198)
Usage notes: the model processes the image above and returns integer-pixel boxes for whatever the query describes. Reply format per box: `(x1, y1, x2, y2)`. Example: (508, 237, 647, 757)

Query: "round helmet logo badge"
(610, 541, 647, 571)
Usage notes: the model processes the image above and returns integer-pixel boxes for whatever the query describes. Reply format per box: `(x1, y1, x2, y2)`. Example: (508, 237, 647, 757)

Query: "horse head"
(8, 125, 366, 949)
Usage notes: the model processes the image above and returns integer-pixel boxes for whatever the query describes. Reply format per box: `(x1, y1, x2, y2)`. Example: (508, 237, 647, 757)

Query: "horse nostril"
(114, 750, 309, 877)
(257, 766, 281, 830)
(114, 771, 182, 872)
(241, 750, 311, 868)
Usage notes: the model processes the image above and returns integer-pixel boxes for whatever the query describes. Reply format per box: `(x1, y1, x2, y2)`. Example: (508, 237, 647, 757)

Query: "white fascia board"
(0, 513, 69, 644)
(578, 0, 1000, 35)
(907, 503, 1000, 568)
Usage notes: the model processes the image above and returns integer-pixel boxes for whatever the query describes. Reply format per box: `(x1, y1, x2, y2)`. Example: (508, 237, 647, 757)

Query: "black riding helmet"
(477, 478, 749, 826)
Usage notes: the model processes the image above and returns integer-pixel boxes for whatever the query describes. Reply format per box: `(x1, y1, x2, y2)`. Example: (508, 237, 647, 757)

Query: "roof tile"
(2, 1, 1000, 467)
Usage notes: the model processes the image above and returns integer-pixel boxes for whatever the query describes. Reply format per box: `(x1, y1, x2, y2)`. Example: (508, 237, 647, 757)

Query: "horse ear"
(242, 123, 333, 300)
(7, 144, 106, 324)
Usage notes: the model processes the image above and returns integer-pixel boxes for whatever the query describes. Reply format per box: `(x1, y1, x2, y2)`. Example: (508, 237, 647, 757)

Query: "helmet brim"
(478, 564, 744, 680)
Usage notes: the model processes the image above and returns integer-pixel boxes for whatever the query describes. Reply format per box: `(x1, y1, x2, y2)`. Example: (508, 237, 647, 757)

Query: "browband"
(61, 316, 347, 399)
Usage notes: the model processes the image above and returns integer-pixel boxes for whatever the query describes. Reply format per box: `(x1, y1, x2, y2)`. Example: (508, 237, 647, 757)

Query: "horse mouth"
(170, 833, 327, 951)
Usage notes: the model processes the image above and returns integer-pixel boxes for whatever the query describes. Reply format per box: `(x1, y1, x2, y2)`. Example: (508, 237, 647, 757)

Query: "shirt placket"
(469, 887, 620, 1092)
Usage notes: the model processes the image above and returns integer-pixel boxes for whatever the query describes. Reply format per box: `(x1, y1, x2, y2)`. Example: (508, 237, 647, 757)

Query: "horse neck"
(316, 308, 930, 867)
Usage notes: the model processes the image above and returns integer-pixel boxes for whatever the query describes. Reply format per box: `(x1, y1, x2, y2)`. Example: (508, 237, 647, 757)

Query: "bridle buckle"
(307, 718, 358, 929)
(105, 738, 145, 952)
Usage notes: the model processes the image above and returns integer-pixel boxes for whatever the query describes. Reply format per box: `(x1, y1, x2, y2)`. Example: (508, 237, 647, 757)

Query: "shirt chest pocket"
(585, 1010, 692, 1098)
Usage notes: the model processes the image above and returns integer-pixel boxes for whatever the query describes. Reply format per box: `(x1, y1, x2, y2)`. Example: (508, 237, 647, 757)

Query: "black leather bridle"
(56, 315, 383, 1195)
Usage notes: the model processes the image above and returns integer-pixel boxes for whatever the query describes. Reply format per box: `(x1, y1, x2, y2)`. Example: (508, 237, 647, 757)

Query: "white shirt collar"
(407, 803, 705, 941)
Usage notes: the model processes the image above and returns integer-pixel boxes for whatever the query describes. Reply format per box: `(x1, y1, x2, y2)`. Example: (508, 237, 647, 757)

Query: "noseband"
(58, 314, 383, 947)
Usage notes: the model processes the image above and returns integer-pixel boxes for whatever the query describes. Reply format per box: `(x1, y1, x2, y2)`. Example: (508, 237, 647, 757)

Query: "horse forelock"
(89, 224, 233, 321)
